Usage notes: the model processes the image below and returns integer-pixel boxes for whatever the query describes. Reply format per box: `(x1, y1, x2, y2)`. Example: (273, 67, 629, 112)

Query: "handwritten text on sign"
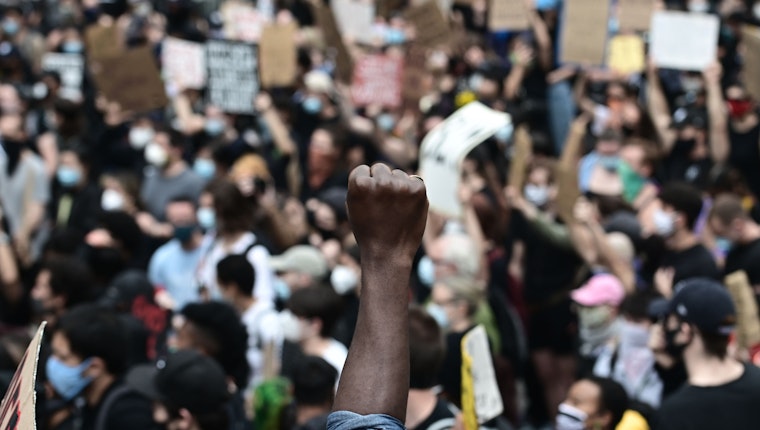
(351, 54, 404, 108)
(206, 41, 259, 114)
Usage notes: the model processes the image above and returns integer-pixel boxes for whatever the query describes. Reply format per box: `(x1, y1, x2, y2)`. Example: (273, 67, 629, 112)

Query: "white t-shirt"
(321, 338, 348, 380)
(242, 299, 283, 388)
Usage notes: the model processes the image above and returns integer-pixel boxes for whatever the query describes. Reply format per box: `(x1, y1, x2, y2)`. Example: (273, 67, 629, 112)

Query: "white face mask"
(556, 403, 588, 430)
(129, 127, 154, 150)
(578, 306, 613, 331)
(687, 1, 709, 13)
(279, 310, 302, 343)
(331, 265, 358, 295)
(653, 208, 676, 237)
(145, 142, 169, 167)
(524, 184, 550, 207)
(101, 189, 125, 211)
(618, 320, 651, 348)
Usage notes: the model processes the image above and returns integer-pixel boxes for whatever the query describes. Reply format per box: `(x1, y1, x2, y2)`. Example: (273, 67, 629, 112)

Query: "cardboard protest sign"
(377, 0, 406, 18)
(404, 1, 451, 48)
(420, 102, 511, 218)
(606, 35, 645, 74)
(508, 125, 532, 191)
(331, 0, 376, 44)
(559, 0, 611, 66)
(161, 37, 206, 90)
(85, 24, 122, 60)
(402, 44, 429, 107)
(724, 271, 760, 349)
(461, 325, 503, 430)
(41, 53, 84, 102)
(313, 3, 354, 83)
(489, 0, 530, 31)
(650, 11, 719, 71)
(260, 23, 298, 88)
(351, 54, 404, 108)
(220, 0, 270, 42)
(91, 47, 168, 113)
(618, 0, 655, 31)
(206, 40, 258, 114)
(0, 323, 46, 430)
(741, 26, 760, 102)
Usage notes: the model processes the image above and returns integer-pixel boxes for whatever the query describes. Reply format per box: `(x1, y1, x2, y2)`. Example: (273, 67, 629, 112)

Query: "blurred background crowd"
(0, 0, 759, 429)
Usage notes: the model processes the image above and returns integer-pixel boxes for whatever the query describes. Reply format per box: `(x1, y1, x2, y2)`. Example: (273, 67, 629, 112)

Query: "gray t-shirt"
(140, 166, 206, 220)
(0, 152, 50, 235)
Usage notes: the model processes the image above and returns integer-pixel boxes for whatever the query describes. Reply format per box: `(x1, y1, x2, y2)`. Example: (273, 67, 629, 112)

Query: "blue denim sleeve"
(327, 411, 407, 430)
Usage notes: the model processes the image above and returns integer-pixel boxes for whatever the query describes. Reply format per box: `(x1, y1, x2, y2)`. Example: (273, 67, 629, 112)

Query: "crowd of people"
(0, 0, 760, 429)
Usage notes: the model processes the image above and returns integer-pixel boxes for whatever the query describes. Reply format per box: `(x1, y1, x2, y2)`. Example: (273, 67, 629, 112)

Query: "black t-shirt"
(729, 121, 760, 200)
(660, 244, 720, 286)
(725, 238, 760, 285)
(411, 399, 457, 430)
(654, 364, 760, 430)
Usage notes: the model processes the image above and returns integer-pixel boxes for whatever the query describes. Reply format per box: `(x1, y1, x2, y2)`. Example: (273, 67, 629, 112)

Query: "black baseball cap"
(665, 278, 737, 336)
(126, 350, 230, 414)
(99, 269, 154, 310)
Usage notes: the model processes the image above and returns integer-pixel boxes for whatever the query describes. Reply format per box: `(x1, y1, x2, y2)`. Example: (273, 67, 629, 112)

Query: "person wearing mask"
(270, 244, 329, 300)
(31, 256, 94, 326)
(302, 124, 349, 201)
(195, 179, 276, 303)
(556, 377, 629, 430)
(216, 254, 283, 388)
(578, 129, 623, 196)
(126, 350, 231, 430)
(617, 139, 659, 211)
(287, 356, 339, 430)
(571, 274, 626, 375)
(50, 146, 101, 236)
(653, 279, 760, 429)
(148, 197, 206, 311)
(44, 304, 160, 430)
(722, 84, 760, 199)
(708, 194, 760, 291)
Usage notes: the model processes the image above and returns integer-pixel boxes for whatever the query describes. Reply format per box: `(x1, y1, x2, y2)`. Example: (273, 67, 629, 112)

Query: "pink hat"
(571, 274, 625, 307)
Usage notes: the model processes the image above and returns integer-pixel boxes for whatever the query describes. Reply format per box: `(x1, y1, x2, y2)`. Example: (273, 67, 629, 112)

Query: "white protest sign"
(419, 102, 511, 218)
(331, 0, 376, 44)
(0, 322, 46, 429)
(206, 40, 259, 114)
(650, 11, 719, 71)
(461, 325, 504, 425)
(162, 37, 206, 89)
(42, 53, 84, 102)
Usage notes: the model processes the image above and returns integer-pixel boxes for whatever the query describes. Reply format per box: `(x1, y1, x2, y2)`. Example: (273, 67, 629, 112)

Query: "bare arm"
(527, 6, 553, 71)
(0, 222, 22, 304)
(646, 64, 677, 153)
(173, 91, 206, 135)
(572, 71, 597, 116)
(704, 62, 730, 164)
(256, 93, 302, 196)
(334, 164, 428, 419)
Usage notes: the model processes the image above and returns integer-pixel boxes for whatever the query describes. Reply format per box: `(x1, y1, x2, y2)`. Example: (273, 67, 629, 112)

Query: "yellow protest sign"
(607, 35, 645, 75)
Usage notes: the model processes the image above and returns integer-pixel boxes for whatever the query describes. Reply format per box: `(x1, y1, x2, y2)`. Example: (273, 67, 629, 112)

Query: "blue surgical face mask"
(494, 123, 514, 143)
(62, 40, 84, 54)
(56, 166, 81, 187)
(46, 357, 94, 401)
(715, 237, 734, 254)
(193, 158, 216, 179)
(376, 113, 396, 133)
(598, 155, 620, 171)
(2, 19, 19, 36)
(302, 96, 323, 115)
(535, 0, 560, 11)
(384, 28, 406, 45)
(417, 256, 435, 287)
(197, 207, 216, 231)
(274, 278, 291, 301)
(204, 118, 225, 137)
(426, 303, 449, 329)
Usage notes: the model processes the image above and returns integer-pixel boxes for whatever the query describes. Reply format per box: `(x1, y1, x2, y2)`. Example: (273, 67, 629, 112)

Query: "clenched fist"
(347, 164, 428, 263)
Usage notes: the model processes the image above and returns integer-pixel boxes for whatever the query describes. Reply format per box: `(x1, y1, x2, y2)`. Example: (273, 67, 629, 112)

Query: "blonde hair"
(437, 276, 485, 315)
(229, 154, 271, 181)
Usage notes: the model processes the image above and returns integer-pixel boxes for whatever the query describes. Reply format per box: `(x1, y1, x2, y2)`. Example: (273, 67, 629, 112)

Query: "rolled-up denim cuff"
(327, 411, 406, 430)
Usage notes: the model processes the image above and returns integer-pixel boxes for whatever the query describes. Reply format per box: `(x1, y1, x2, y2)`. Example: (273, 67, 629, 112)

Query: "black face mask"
(674, 138, 697, 154)
(2, 139, 23, 174)
(664, 323, 691, 359)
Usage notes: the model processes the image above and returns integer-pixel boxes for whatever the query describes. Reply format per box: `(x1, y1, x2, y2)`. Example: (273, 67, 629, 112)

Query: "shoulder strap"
(94, 385, 134, 430)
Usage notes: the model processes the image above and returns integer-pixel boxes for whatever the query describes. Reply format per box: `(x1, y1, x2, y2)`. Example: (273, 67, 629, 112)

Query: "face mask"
(681, 77, 703, 94)
(173, 225, 196, 243)
(535, 0, 560, 11)
(101, 189, 125, 211)
(62, 40, 84, 54)
(384, 28, 406, 45)
(193, 158, 216, 179)
(715, 237, 734, 254)
(56, 166, 81, 188)
(2, 19, 19, 36)
(426, 303, 449, 329)
(555, 403, 588, 430)
(302, 96, 322, 115)
(727, 100, 754, 119)
(417, 256, 435, 287)
(598, 155, 620, 171)
(145, 142, 169, 167)
(618, 160, 646, 203)
(578, 306, 613, 331)
(280, 310, 302, 342)
(376, 113, 396, 133)
(204, 118, 225, 137)
(129, 127, 154, 150)
(46, 357, 94, 401)
(196, 207, 216, 230)
(687, 1, 710, 13)
(468, 74, 484, 92)
(331, 265, 358, 295)
(274, 278, 291, 301)
(32, 82, 49, 100)
(524, 184, 550, 207)
(664, 323, 689, 358)
(494, 123, 514, 143)
(653, 209, 676, 237)
(619, 320, 650, 348)
(674, 138, 698, 154)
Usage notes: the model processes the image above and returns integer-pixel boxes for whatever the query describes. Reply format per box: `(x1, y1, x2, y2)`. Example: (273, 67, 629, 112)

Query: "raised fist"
(347, 164, 428, 263)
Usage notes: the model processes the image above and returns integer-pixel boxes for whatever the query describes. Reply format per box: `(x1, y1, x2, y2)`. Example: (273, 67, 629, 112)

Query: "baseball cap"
(126, 350, 230, 414)
(99, 269, 154, 309)
(270, 245, 328, 280)
(665, 278, 736, 335)
(571, 274, 626, 307)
